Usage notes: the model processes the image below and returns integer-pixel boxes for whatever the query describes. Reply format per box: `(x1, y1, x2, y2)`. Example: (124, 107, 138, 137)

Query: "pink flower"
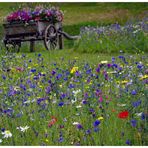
(99, 96, 103, 103)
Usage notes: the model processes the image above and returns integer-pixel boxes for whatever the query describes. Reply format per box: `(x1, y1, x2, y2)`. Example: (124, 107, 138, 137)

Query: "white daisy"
(72, 122, 79, 125)
(17, 126, 30, 132)
(2, 130, 12, 138)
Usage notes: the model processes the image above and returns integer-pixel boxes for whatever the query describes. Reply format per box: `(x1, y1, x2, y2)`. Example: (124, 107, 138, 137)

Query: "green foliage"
(74, 23, 148, 54)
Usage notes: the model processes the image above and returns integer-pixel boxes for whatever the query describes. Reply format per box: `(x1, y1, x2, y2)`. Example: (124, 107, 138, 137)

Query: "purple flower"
(107, 63, 112, 68)
(30, 68, 36, 73)
(141, 113, 145, 120)
(131, 90, 137, 95)
(58, 102, 64, 107)
(126, 139, 131, 145)
(94, 127, 99, 132)
(51, 70, 56, 75)
(38, 53, 41, 57)
(132, 100, 141, 107)
(130, 119, 137, 127)
(96, 67, 100, 73)
(86, 129, 91, 134)
(37, 98, 46, 105)
(93, 120, 100, 127)
(1, 128, 5, 132)
(77, 124, 83, 129)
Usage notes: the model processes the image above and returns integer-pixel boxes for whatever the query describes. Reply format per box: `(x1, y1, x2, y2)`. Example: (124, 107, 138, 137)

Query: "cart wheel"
(44, 24, 58, 50)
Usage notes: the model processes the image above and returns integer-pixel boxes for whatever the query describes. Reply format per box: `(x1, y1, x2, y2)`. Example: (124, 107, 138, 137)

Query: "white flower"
(72, 122, 79, 125)
(135, 112, 143, 117)
(2, 130, 12, 138)
(17, 126, 30, 132)
(0, 139, 2, 143)
(117, 103, 126, 107)
(100, 61, 108, 64)
(73, 89, 81, 97)
(76, 105, 82, 108)
(71, 98, 77, 104)
(24, 100, 31, 104)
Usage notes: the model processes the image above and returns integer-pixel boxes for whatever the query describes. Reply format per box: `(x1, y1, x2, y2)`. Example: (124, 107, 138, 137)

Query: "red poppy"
(48, 116, 57, 127)
(118, 111, 129, 119)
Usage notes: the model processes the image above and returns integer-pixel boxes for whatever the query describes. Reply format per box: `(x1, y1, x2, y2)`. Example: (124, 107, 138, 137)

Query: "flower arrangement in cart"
(6, 6, 63, 24)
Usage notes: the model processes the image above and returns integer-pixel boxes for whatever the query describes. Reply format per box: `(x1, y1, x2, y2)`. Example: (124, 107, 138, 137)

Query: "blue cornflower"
(141, 113, 145, 120)
(69, 83, 75, 89)
(112, 57, 115, 63)
(126, 139, 131, 145)
(56, 74, 62, 79)
(132, 100, 141, 107)
(82, 100, 87, 104)
(94, 127, 99, 132)
(93, 120, 100, 127)
(2, 75, 6, 80)
(38, 53, 41, 57)
(77, 124, 83, 129)
(86, 69, 92, 74)
(30, 68, 36, 73)
(60, 93, 66, 99)
(112, 64, 118, 68)
(51, 70, 56, 75)
(131, 90, 137, 95)
(37, 98, 45, 105)
(137, 63, 143, 69)
(89, 108, 95, 113)
(1, 128, 5, 132)
(45, 86, 51, 94)
(130, 119, 137, 127)
(118, 55, 124, 59)
(58, 137, 64, 142)
(96, 67, 100, 73)
(86, 129, 91, 135)
(58, 102, 64, 107)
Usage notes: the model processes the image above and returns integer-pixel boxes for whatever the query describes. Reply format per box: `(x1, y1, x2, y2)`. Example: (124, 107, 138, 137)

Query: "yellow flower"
(34, 64, 38, 66)
(41, 72, 46, 75)
(98, 116, 104, 120)
(45, 139, 49, 142)
(59, 84, 62, 88)
(116, 80, 128, 84)
(45, 100, 48, 104)
(139, 75, 148, 80)
(100, 61, 108, 64)
(121, 80, 128, 84)
(70, 66, 78, 74)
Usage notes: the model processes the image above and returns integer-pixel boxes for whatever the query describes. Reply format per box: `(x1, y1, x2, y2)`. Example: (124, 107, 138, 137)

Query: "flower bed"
(5, 6, 63, 24)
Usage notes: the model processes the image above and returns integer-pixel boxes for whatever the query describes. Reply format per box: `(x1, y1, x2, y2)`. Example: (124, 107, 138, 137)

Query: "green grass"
(0, 49, 147, 145)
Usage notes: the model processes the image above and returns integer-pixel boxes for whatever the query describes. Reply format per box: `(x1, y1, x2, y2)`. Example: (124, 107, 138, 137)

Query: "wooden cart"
(3, 20, 76, 52)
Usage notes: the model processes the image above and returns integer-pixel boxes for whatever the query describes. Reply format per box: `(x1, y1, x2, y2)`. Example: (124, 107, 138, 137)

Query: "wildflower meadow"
(0, 2, 148, 146)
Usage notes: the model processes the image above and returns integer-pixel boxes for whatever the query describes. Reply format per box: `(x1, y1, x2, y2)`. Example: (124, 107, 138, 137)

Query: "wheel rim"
(44, 25, 58, 50)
